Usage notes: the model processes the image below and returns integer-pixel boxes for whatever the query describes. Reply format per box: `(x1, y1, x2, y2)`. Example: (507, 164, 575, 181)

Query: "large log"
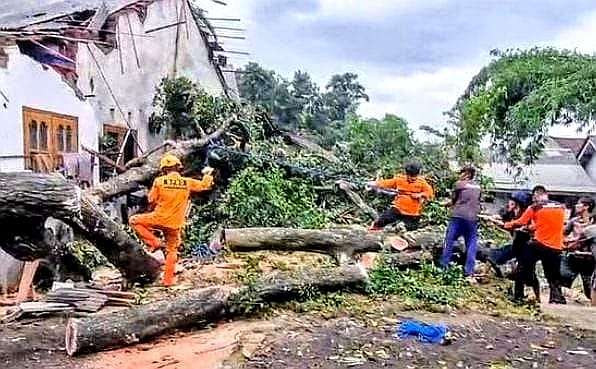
(223, 226, 493, 268)
(0, 173, 159, 282)
(224, 227, 386, 262)
(222, 226, 446, 262)
(73, 195, 161, 282)
(0, 173, 80, 221)
(65, 264, 367, 356)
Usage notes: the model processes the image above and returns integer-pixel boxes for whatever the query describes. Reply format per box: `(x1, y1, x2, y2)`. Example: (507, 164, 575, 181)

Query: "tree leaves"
(451, 48, 596, 165)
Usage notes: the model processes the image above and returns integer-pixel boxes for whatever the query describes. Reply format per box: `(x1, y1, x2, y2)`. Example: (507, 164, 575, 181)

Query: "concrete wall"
(0, 47, 99, 174)
(76, 0, 226, 151)
(0, 0, 225, 174)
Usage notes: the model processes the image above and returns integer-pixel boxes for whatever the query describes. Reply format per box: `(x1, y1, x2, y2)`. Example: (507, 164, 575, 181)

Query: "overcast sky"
(202, 0, 596, 137)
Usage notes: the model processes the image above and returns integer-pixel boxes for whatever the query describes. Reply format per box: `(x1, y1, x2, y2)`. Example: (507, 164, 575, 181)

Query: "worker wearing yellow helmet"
(130, 153, 214, 286)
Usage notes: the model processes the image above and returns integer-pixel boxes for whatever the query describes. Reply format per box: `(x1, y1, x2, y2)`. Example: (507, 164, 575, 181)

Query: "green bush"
(367, 258, 470, 306)
(220, 166, 330, 228)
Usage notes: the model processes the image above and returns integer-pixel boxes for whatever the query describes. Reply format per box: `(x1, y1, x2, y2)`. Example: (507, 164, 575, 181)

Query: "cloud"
(294, 0, 448, 21)
(552, 10, 596, 54)
(357, 63, 481, 132)
(202, 0, 596, 138)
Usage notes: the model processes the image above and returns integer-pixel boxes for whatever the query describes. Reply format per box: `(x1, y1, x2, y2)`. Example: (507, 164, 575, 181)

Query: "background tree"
(323, 73, 370, 122)
(237, 64, 369, 130)
(450, 48, 596, 165)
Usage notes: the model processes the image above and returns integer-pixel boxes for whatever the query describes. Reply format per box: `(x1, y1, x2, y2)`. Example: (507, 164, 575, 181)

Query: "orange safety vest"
(505, 201, 565, 250)
(147, 171, 214, 229)
(376, 174, 434, 216)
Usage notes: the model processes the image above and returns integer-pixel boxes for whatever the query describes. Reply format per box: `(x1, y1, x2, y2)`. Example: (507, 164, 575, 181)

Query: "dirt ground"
(1, 304, 595, 369)
(2, 255, 595, 369)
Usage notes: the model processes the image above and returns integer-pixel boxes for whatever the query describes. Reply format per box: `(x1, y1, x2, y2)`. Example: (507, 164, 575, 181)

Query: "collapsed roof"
(0, 0, 231, 95)
(0, 1, 130, 30)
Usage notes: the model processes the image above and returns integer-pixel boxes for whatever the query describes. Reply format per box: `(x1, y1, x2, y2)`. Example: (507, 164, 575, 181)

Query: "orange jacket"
(376, 174, 434, 216)
(504, 201, 565, 250)
(147, 171, 214, 229)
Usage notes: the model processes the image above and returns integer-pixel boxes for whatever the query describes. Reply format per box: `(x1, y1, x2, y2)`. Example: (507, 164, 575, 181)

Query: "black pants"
(373, 207, 420, 231)
(528, 242, 565, 304)
(513, 240, 540, 301)
(568, 253, 595, 299)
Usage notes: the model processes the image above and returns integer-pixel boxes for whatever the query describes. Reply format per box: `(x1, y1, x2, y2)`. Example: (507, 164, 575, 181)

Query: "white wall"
(76, 0, 226, 151)
(0, 47, 99, 175)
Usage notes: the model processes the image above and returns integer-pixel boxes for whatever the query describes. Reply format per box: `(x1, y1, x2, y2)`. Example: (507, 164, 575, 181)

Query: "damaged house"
(0, 0, 235, 185)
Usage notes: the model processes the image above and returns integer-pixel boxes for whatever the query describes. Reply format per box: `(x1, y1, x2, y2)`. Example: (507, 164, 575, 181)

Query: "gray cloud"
(246, 0, 596, 74)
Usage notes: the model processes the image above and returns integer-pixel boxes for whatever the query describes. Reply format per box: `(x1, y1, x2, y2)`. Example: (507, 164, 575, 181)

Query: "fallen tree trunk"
(224, 227, 390, 262)
(223, 226, 493, 266)
(65, 264, 367, 356)
(73, 195, 161, 282)
(88, 120, 232, 202)
(222, 226, 448, 262)
(0, 173, 80, 221)
(0, 173, 160, 282)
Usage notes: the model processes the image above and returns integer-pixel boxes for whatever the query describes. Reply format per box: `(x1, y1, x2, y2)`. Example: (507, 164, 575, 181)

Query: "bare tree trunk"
(65, 264, 367, 356)
(0, 173, 80, 221)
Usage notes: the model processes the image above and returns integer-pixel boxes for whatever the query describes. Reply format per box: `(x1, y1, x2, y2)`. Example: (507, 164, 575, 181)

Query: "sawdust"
(82, 320, 276, 369)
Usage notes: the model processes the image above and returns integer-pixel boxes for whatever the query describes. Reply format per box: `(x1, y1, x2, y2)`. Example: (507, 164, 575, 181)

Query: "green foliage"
(220, 166, 330, 228)
(367, 258, 470, 306)
(323, 72, 369, 122)
(149, 77, 238, 139)
(238, 63, 369, 130)
(452, 48, 596, 165)
(69, 240, 111, 270)
(346, 114, 416, 175)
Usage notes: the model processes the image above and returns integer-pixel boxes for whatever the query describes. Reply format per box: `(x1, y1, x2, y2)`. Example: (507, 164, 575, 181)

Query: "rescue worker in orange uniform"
(504, 185, 567, 304)
(130, 154, 214, 286)
(367, 162, 434, 231)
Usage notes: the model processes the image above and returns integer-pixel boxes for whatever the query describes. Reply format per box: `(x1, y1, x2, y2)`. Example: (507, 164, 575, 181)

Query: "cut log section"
(223, 226, 442, 262)
(65, 264, 367, 356)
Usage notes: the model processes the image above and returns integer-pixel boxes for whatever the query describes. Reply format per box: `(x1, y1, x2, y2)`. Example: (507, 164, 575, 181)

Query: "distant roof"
(550, 136, 587, 157)
(484, 138, 596, 194)
(0, 1, 137, 30)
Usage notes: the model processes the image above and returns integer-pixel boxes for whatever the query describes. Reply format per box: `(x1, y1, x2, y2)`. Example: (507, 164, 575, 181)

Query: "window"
(23, 107, 78, 172)
(100, 124, 137, 180)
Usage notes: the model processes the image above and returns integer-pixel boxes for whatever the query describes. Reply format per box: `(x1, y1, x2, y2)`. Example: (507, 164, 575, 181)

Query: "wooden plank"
(87, 3, 111, 30)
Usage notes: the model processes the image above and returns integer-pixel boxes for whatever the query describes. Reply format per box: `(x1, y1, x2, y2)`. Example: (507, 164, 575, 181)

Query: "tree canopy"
(237, 62, 368, 130)
(450, 48, 596, 165)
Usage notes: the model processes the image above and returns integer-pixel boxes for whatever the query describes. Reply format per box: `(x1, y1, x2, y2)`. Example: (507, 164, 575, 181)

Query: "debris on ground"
(395, 319, 449, 344)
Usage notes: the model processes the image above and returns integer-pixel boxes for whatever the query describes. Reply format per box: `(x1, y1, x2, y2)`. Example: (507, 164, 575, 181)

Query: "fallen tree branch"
(223, 226, 485, 265)
(224, 226, 402, 263)
(88, 118, 234, 202)
(65, 264, 367, 356)
(123, 141, 174, 170)
(81, 145, 127, 173)
(282, 132, 339, 163)
(336, 180, 378, 220)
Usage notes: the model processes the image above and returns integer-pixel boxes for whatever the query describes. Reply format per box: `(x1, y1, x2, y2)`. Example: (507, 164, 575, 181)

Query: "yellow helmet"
(160, 154, 182, 169)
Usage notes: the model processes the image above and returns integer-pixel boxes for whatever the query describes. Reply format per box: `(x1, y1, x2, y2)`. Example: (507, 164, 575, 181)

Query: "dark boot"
(513, 280, 525, 302)
(548, 282, 566, 304)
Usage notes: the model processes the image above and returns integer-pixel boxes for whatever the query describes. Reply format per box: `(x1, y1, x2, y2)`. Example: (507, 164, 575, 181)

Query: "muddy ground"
(1, 256, 595, 369)
(1, 305, 595, 369)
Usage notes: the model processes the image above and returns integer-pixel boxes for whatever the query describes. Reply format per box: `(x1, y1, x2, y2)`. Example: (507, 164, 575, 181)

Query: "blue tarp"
(396, 319, 448, 344)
